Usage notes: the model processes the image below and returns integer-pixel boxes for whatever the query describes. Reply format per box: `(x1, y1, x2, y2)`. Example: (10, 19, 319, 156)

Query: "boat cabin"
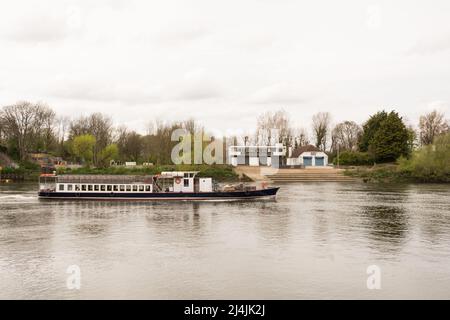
(38, 171, 213, 194)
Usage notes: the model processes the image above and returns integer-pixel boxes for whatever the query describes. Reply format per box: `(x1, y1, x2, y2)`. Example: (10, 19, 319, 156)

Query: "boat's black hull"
(38, 187, 279, 201)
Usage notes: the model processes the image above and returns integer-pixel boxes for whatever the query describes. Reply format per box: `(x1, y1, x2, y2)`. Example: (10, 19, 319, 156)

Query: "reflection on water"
(362, 205, 408, 248)
(0, 182, 450, 299)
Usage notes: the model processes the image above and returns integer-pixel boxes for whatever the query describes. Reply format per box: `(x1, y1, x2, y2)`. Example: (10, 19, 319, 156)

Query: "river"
(0, 182, 449, 299)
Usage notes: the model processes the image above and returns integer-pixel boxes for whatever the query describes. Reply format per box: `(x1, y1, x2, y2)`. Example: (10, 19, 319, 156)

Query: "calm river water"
(0, 182, 449, 299)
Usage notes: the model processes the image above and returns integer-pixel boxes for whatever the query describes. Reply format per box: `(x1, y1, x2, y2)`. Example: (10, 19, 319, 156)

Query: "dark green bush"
(333, 151, 373, 166)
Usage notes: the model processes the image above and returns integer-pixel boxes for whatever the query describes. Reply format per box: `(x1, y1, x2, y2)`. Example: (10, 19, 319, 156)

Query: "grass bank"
(345, 164, 450, 183)
(57, 164, 240, 182)
(345, 134, 450, 184)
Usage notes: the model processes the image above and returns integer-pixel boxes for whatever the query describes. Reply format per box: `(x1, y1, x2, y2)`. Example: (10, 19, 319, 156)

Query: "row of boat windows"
(58, 184, 152, 192)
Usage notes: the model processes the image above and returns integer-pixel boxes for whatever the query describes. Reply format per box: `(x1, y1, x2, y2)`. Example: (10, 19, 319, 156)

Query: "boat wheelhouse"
(38, 171, 279, 201)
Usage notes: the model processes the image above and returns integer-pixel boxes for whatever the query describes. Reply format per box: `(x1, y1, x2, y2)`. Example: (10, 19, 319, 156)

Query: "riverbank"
(344, 164, 450, 183)
(234, 166, 358, 182)
(0, 164, 40, 182)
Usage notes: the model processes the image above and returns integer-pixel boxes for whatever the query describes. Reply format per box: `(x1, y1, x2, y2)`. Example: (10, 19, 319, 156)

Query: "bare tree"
(0, 116, 6, 147)
(312, 112, 331, 151)
(145, 121, 156, 136)
(256, 110, 292, 146)
(419, 110, 449, 145)
(183, 118, 199, 136)
(331, 121, 361, 153)
(116, 127, 143, 162)
(0, 101, 55, 160)
(55, 116, 70, 152)
(292, 127, 309, 148)
(35, 103, 56, 152)
(141, 120, 184, 164)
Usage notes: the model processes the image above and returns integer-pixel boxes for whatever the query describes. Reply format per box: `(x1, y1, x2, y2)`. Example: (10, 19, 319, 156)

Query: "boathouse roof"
(291, 145, 321, 158)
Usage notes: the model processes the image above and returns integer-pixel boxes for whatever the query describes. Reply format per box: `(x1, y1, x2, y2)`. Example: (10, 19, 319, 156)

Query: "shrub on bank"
(397, 133, 450, 183)
(345, 165, 399, 182)
(0, 160, 41, 181)
(333, 151, 373, 166)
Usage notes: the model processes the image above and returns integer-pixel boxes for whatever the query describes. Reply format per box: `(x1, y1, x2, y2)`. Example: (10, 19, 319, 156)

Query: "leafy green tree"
(399, 133, 450, 182)
(98, 144, 119, 167)
(358, 111, 388, 152)
(68, 113, 113, 166)
(72, 134, 96, 165)
(370, 111, 409, 162)
(359, 111, 409, 162)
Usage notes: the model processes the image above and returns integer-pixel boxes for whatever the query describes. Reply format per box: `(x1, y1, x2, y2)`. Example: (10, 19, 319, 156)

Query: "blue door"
(315, 157, 324, 166)
(303, 156, 313, 166)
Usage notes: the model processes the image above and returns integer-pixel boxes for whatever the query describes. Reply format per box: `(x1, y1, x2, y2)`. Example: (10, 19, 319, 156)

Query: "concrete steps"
(265, 169, 358, 183)
(233, 166, 359, 183)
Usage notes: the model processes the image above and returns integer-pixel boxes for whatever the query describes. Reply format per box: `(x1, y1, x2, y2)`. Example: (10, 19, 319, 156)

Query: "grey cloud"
(49, 82, 162, 105)
(47, 77, 223, 105)
(155, 24, 212, 47)
(406, 34, 450, 56)
(247, 83, 309, 105)
(0, 13, 69, 43)
(173, 83, 223, 101)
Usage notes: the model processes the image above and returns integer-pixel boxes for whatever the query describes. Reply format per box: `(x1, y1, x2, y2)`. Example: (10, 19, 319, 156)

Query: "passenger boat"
(38, 171, 279, 201)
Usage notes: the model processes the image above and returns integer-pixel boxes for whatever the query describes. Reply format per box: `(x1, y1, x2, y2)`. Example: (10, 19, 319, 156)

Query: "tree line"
(0, 102, 213, 167)
(0, 101, 449, 167)
(255, 108, 448, 164)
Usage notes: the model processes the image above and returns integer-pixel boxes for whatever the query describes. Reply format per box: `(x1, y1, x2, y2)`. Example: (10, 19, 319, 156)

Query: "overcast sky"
(0, 0, 449, 136)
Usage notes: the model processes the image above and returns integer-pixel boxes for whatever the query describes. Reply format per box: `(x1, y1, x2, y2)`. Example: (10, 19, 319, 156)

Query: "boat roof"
(54, 174, 154, 184)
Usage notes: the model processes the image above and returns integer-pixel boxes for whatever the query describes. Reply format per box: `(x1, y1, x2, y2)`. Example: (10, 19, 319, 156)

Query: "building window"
(184, 173, 189, 178)
(82, 185, 86, 191)
(94, 185, 99, 191)
(59, 184, 64, 191)
(113, 185, 118, 191)
(107, 185, 112, 192)
(88, 185, 93, 191)
(120, 185, 125, 192)
(126, 185, 131, 192)
(67, 185, 73, 191)
(101, 185, 106, 191)
(184, 179, 189, 187)
(145, 185, 151, 192)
